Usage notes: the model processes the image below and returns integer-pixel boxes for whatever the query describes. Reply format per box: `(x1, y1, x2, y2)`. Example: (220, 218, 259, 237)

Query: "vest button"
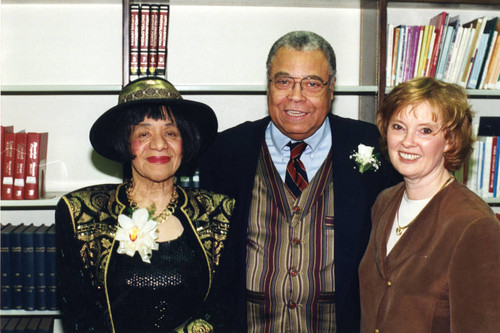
(293, 238, 301, 245)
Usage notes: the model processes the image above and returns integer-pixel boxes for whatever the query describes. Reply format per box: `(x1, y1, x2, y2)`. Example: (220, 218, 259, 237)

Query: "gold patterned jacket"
(55, 183, 234, 333)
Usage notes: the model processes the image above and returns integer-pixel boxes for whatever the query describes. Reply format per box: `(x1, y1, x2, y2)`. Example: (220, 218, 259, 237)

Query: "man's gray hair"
(266, 31, 337, 82)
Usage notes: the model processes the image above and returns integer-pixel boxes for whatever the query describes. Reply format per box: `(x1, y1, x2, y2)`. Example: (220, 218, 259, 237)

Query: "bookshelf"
(378, 0, 500, 103)
(1, 2, 499, 218)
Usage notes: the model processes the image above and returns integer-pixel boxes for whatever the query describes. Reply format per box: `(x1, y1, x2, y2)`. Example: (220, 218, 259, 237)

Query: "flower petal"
(118, 214, 133, 228)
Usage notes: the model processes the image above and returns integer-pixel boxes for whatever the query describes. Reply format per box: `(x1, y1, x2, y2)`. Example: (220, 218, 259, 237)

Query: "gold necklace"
(396, 175, 454, 236)
(126, 179, 179, 224)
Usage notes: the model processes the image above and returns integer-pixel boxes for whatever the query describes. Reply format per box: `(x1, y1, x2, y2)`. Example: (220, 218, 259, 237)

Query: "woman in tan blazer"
(359, 77, 500, 332)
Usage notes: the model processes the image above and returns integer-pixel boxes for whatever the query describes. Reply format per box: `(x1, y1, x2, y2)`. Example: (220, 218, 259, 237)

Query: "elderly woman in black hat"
(55, 77, 235, 333)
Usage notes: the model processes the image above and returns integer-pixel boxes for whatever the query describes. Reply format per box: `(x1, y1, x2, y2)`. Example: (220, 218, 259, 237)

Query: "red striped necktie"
(285, 141, 309, 199)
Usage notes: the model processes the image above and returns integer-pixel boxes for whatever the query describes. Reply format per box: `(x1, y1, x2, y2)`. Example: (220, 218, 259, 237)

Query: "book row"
(0, 317, 54, 333)
(129, 3, 170, 81)
(387, 12, 500, 89)
(453, 117, 500, 198)
(458, 135, 500, 198)
(1, 223, 58, 311)
(1, 126, 48, 200)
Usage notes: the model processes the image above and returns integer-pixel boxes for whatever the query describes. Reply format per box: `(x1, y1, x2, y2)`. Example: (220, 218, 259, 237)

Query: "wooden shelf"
(483, 197, 500, 205)
(384, 87, 500, 97)
(1, 192, 63, 209)
(0, 309, 60, 316)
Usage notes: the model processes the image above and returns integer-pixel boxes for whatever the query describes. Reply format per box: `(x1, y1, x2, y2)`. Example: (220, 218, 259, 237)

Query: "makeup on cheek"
(130, 139, 142, 154)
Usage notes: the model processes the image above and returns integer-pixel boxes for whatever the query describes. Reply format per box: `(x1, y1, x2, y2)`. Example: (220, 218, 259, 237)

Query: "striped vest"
(246, 142, 336, 333)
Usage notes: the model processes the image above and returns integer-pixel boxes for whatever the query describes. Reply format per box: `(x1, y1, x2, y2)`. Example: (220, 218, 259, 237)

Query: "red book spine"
(129, 4, 140, 77)
(157, 5, 169, 76)
(429, 12, 447, 78)
(148, 5, 160, 75)
(1, 126, 14, 199)
(139, 4, 150, 76)
(1, 132, 16, 200)
(24, 132, 48, 200)
(489, 136, 498, 194)
(13, 132, 27, 200)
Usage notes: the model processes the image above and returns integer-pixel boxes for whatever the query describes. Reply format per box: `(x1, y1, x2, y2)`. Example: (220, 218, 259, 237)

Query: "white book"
(479, 32, 498, 89)
(467, 33, 489, 89)
(444, 26, 464, 83)
(386, 24, 395, 87)
(467, 140, 480, 193)
(436, 26, 455, 80)
(451, 27, 472, 84)
(460, 17, 486, 87)
(478, 136, 493, 197)
(395, 25, 407, 86)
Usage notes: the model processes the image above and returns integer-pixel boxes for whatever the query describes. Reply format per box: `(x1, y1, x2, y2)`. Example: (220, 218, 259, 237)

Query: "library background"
(1, 0, 500, 332)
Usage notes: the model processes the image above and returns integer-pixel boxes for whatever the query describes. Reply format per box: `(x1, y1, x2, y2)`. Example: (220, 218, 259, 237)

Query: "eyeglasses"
(269, 75, 330, 96)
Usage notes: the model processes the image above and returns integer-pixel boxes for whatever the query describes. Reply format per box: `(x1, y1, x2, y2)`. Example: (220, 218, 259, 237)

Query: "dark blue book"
(3, 317, 20, 333)
(479, 117, 500, 137)
(1, 316, 11, 330)
(37, 317, 53, 333)
(10, 224, 30, 310)
(1, 223, 16, 309)
(21, 224, 38, 310)
(14, 317, 30, 333)
(34, 225, 50, 310)
(26, 317, 41, 333)
(46, 224, 57, 310)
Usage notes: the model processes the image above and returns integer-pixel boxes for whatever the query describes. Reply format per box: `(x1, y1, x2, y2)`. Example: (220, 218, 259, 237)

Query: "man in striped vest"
(199, 30, 400, 333)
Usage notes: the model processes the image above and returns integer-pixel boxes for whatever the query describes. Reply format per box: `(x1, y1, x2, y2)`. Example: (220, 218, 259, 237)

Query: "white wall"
(1, 4, 362, 193)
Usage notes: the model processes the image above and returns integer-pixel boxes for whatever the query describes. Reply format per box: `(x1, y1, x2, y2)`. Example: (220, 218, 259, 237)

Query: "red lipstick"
(147, 156, 171, 163)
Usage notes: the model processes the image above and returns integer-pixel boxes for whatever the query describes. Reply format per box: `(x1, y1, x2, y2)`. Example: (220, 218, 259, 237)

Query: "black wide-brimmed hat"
(90, 77, 218, 162)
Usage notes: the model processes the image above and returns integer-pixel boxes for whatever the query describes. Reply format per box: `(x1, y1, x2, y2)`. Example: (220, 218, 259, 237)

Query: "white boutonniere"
(350, 144, 381, 174)
(115, 208, 159, 263)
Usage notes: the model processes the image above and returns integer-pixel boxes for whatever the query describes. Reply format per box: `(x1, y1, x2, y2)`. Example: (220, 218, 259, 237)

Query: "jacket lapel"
(384, 188, 443, 272)
(374, 185, 403, 278)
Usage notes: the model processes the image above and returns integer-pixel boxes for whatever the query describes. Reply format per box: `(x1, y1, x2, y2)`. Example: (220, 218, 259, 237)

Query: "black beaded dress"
(56, 183, 234, 333)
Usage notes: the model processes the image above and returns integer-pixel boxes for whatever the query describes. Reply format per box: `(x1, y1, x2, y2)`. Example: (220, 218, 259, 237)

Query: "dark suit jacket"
(198, 113, 400, 332)
(359, 181, 500, 332)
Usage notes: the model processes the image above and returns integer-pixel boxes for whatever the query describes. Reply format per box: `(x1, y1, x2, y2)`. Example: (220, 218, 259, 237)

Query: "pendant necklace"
(396, 175, 454, 236)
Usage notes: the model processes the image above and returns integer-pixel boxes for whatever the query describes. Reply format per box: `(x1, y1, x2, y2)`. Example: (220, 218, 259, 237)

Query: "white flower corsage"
(349, 144, 381, 174)
(115, 208, 159, 263)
